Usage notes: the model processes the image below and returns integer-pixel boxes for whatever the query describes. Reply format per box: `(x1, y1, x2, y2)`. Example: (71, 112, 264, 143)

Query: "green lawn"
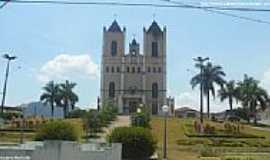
(150, 117, 270, 160)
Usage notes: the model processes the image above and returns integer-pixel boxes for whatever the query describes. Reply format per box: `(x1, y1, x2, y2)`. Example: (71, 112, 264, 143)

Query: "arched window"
(158, 67, 162, 73)
(111, 41, 117, 56)
(132, 67, 135, 73)
(153, 67, 156, 73)
(111, 67, 114, 73)
(109, 82, 115, 98)
(137, 67, 141, 73)
(148, 67, 151, 73)
(127, 67, 130, 73)
(152, 83, 158, 98)
(152, 42, 158, 57)
(117, 66, 120, 73)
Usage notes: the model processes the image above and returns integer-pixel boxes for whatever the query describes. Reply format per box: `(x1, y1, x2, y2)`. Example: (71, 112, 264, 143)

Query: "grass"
(150, 117, 270, 160)
(0, 131, 35, 143)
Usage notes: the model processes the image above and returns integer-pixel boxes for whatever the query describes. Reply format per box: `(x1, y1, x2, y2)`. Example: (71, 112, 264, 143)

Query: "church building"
(100, 20, 167, 115)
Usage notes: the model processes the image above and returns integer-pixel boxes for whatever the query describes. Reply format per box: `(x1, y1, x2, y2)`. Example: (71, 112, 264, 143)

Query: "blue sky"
(1, 0, 270, 112)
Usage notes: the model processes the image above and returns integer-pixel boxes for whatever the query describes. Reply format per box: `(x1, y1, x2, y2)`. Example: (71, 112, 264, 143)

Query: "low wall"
(0, 141, 122, 160)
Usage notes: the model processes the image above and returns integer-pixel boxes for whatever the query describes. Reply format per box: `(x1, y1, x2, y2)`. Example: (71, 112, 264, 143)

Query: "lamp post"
(192, 56, 209, 125)
(20, 112, 24, 144)
(1, 54, 17, 114)
(162, 105, 169, 160)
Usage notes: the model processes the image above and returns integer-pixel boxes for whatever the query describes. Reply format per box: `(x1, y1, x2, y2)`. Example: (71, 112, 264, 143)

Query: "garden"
(151, 117, 270, 160)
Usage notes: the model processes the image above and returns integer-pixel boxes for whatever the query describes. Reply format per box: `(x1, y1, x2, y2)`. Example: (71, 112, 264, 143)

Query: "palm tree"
(218, 80, 239, 112)
(40, 81, 60, 118)
(237, 75, 270, 124)
(58, 80, 79, 118)
(191, 62, 226, 119)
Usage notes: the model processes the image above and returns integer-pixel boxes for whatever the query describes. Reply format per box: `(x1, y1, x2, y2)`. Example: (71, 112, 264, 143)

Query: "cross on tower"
(113, 14, 118, 20)
(152, 13, 156, 21)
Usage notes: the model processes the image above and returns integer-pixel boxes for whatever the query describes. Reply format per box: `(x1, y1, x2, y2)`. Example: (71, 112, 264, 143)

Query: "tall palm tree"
(40, 81, 60, 118)
(191, 62, 226, 119)
(218, 80, 239, 112)
(237, 75, 269, 124)
(58, 80, 79, 118)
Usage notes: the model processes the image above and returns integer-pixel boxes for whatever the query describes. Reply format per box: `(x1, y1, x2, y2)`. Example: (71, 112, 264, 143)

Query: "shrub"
(67, 109, 87, 118)
(0, 112, 21, 120)
(83, 110, 103, 137)
(108, 127, 157, 159)
(224, 122, 240, 135)
(194, 120, 201, 133)
(98, 102, 118, 126)
(200, 147, 220, 157)
(131, 108, 151, 128)
(204, 123, 215, 134)
(222, 156, 255, 160)
(35, 120, 81, 141)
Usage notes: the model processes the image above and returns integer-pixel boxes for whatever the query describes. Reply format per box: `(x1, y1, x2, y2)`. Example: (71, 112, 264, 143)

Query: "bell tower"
(101, 20, 126, 112)
(143, 21, 167, 115)
(102, 20, 126, 57)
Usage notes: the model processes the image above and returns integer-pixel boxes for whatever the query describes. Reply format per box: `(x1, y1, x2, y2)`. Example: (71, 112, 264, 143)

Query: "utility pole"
(193, 56, 209, 125)
(1, 54, 17, 114)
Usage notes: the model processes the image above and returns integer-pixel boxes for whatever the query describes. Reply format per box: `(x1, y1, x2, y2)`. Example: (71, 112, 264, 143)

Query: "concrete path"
(94, 115, 130, 142)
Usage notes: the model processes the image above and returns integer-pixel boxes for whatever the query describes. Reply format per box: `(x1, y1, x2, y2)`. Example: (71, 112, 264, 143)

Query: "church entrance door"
(129, 101, 138, 113)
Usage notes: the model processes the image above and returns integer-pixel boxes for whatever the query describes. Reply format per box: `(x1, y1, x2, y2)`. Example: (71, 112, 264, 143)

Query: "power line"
(1, 0, 270, 25)
(0, 0, 9, 9)
(1, 0, 270, 12)
(158, 0, 270, 25)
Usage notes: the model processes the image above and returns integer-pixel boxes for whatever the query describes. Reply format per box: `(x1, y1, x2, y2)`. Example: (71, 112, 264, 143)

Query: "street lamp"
(192, 56, 209, 125)
(162, 104, 169, 160)
(137, 107, 142, 114)
(1, 54, 17, 114)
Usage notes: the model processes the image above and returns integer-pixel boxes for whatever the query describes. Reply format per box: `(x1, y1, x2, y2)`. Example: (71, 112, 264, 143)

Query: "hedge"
(108, 127, 157, 159)
(35, 120, 81, 141)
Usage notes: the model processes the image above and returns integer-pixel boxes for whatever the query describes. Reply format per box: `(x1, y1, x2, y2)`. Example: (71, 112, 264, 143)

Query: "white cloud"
(176, 90, 232, 113)
(261, 68, 270, 91)
(38, 54, 98, 82)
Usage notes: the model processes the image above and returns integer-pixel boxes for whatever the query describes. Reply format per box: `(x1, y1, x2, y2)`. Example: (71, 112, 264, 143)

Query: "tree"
(237, 75, 270, 124)
(84, 110, 103, 138)
(40, 81, 60, 118)
(219, 80, 239, 112)
(99, 101, 118, 126)
(191, 62, 226, 119)
(58, 80, 79, 118)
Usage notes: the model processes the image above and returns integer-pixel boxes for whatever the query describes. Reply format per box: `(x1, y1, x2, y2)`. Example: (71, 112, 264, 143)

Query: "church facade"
(100, 20, 167, 115)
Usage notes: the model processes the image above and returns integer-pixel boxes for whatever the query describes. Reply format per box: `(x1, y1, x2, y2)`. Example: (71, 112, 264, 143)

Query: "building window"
(152, 42, 158, 57)
(138, 67, 141, 73)
(111, 41, 117, 56)
(152, 83, 158, 98)
(158, 67, 162, 73)
(132, 67, 135, 73)
(106, 66, 109, 73)
(117, 66, 120, 73)
(111, 67, 114, 73)
(153, 67, 156, 73)
(109, 82, 115, 98)
(152, 102, 158, 115)
(148, 67, 151, 73)
(127, 67, 130, 73)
